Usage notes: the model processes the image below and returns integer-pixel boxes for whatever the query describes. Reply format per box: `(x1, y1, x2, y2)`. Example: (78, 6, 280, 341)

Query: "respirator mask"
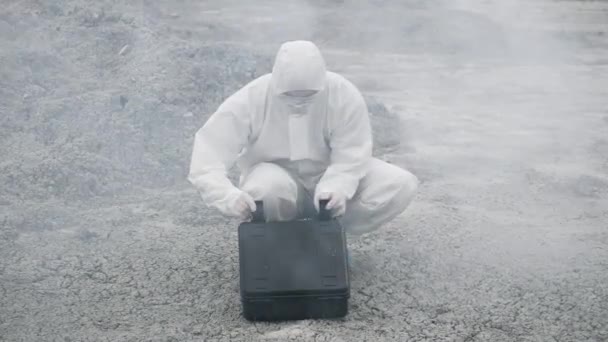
(282, 90, 319, 115)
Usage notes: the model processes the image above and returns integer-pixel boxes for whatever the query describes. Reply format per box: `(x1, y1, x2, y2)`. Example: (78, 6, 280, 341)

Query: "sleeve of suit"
(316, 81, 373, 200)
(187, 87, 252, 215)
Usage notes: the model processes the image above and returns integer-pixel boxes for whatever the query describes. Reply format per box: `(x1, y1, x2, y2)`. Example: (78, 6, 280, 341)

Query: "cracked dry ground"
(1, 0, 608, 341)
(1, 188, 607, 341)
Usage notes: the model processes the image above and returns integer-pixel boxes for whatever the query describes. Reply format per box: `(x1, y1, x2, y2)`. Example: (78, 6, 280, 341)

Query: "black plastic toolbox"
(238, 200, 350, 321)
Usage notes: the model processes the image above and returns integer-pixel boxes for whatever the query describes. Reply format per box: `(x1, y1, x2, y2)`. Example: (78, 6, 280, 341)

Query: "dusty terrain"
(1, 0, 607, 341)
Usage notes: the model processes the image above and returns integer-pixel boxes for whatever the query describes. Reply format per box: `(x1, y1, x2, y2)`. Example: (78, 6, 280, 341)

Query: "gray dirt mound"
(0, 43, 270, 202)
(366, 96, 405, 157)
(0, 2, 272, 202)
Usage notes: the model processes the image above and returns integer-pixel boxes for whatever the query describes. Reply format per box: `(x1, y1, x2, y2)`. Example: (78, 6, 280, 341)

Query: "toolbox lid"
(238, 219, 350, 299)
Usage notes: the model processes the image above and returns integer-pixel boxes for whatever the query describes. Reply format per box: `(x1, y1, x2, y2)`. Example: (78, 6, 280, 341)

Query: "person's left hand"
(314, 191, 347, 217)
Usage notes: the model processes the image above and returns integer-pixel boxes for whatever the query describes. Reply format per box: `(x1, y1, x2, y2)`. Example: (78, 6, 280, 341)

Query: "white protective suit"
(188, 41, 418, 235)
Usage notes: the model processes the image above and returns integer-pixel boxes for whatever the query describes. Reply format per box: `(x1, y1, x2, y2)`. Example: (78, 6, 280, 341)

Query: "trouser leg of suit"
(240, 162, 306, 222)
(241, 159, 418, 232)
(340, 158, 419, 235)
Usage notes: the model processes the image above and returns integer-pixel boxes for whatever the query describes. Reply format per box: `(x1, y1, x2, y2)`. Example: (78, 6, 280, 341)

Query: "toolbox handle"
(318, 199, 332, 221)
(251, 200, 265, 223)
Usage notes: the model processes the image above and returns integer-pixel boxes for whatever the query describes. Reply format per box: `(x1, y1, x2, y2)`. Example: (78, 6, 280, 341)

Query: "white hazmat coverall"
(188, 41, 419, 235)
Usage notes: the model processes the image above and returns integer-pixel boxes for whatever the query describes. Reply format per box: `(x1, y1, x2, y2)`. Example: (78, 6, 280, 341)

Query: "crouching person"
(188, 40, 418, 235)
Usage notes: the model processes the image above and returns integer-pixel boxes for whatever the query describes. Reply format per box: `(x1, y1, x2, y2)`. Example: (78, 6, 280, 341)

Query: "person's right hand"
(224, 190, 256, 220)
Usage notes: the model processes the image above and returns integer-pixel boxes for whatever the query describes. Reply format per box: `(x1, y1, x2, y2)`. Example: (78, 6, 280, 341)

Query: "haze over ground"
(1, 0, 607, 341)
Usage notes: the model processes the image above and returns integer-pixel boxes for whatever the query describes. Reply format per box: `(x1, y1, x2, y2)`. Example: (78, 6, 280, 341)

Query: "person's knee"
(241, 163, 299, 221)
(361, 160, 419, 209)
(343, 160, 419, 235)
(242, 164, 296, 198)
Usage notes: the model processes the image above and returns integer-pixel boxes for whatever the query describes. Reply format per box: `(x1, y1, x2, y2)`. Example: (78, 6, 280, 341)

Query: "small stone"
(183, 112, 194, 118)
(170, 13, 180, 18)
(23, 94, 30, 100)
(119, 44, 130, 56)
(120, 95, 128, 108)
(289, 328, 303, 339)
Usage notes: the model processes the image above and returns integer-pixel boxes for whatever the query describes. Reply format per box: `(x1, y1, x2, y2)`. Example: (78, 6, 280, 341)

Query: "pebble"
(119, 44, 130, 56)
(288, 328, 303, 339)
(120, 95, 128, 108)
(26, 84, 47, 97)
(183, 112, 194, 118)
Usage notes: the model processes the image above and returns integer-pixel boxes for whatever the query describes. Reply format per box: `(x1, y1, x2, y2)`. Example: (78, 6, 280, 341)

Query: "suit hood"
(271, 41, 327, 95)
